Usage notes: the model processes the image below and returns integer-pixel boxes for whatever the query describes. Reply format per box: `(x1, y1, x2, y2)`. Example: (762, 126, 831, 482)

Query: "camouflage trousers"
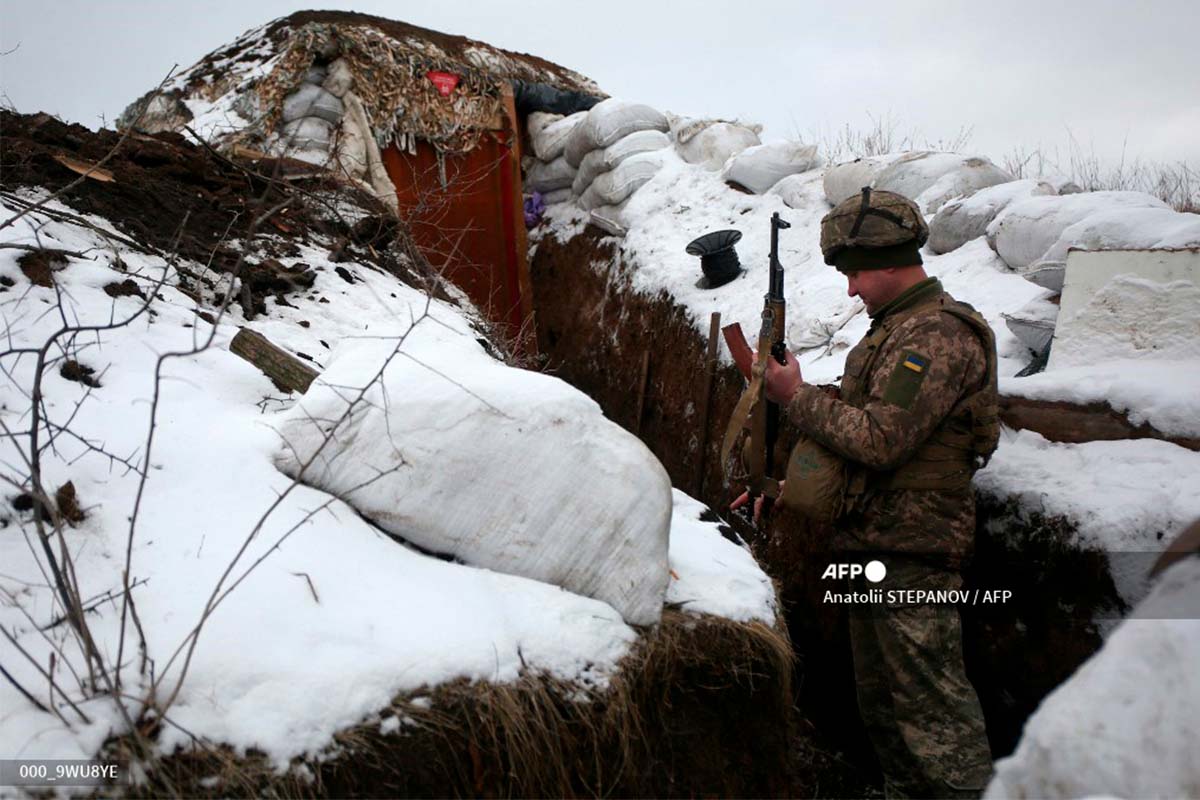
(848, 560, 992, 799)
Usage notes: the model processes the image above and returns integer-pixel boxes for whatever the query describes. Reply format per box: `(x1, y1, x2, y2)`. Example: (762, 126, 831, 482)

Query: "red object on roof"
(426, 71, 460, 97)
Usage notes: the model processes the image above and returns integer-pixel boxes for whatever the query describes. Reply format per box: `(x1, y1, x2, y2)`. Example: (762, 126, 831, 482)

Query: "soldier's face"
(844, 270, 893, 314)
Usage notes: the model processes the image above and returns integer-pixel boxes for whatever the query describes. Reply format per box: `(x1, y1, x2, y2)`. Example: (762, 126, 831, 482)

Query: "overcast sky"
(3, 0, 1197, 170)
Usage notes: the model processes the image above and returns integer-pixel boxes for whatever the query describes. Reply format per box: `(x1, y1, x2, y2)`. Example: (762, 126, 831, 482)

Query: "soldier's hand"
(731, 490, 767, 525)
(763, 349, 803, 404)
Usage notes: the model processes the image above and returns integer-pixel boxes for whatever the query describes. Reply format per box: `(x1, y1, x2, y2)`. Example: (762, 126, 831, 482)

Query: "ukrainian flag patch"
(883, 350, 931, 409)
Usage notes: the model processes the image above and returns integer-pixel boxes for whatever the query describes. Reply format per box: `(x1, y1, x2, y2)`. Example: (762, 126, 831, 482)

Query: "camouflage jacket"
(786, 277, 991, 564)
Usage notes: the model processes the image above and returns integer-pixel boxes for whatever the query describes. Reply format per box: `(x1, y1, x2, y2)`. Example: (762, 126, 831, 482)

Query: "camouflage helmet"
(820, 187, 929, 271)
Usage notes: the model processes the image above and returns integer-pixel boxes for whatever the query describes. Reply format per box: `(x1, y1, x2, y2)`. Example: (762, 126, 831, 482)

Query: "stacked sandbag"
(578, 152, 666, 211)
(822, 153, 908, 205)
(722, 141, 821, 194)
(273, 58, 397, 213)
(572, 129, 671, 195)
(986, 191, 1171, 289)
(563, 99, 670, 167)
(823, 151, 1011, 211)
(523, 111, 587, 202)
(670, 115, 762, 170)
(528, 110, 587, 162)
(928, 179, 1056, 254)
(913, 158, 1014, 214)
(274, 70, 345, 163)
(565, 100, 672, 221)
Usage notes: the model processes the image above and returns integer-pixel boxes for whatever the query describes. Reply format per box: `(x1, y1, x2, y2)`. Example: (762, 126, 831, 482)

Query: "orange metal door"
(381, 97, 533, 357)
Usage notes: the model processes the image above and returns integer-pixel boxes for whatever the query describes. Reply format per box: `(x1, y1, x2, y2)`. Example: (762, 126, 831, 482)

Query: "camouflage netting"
(121, 10, 604, 157)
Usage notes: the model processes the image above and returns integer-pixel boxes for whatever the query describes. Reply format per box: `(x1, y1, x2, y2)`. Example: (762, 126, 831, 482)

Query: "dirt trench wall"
(529, 228, 1120, 762)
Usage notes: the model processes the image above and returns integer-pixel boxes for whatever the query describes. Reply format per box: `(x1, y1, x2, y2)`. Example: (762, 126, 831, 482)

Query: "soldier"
(761, 188, 999, 798)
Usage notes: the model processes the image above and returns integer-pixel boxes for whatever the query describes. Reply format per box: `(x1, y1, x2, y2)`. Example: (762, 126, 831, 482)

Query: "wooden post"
(229, 329, 319, 394)
(634, 350, 651, 436)
(692, 312, 722, 498)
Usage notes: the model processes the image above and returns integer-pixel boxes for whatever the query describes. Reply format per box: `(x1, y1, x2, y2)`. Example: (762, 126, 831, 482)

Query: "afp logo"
(822, 560, 887, 582)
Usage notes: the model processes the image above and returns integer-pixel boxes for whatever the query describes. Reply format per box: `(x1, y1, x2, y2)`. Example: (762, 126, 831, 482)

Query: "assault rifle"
(721, 212, 790, 521)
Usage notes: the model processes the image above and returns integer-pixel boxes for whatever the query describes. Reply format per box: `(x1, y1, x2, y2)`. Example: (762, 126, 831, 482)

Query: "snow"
(0, 193, 774, 768)
(984, 558, 1200, 800)
(986, 190, 1168, 270)
(974, 429, 1200, 605)
(666, 490, 777, 622)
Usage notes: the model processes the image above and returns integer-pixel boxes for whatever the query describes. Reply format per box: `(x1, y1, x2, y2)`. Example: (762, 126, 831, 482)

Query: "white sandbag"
(564, 99, 669, 167)
(987, 191, 1169, 270)
(984, 559, 1200, 800)
(873, 152, 1000, 203)
(822, 153, 908, 205)
(578, 152, 663, 211)
(322, 58, 354, 98)
(676, 122, 761, 170)
(541, 187, 572, 205)
(589, 204, 628, 236)
(722, 141, 821, 194)
(273, 326, 674, 627)
(279, 116, 334, 152)
(525, 155, 576, 193)
(530, 111, 586, 163)
(768, 172, 820, 210)
(572, 129, 670, 196)
(281, 84, 344, 125)
(1037, 207, 1200, 270)
(915, 161, 1014, 215)
(573, 149, 607, 196)
(527, 111, 562, 141)
(928, 179, 1055, 254)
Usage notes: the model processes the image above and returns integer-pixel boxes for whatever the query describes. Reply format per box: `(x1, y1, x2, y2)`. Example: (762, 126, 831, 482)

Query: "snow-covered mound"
(929, 179, 1056, 254)
(984, 556, 1200, 800)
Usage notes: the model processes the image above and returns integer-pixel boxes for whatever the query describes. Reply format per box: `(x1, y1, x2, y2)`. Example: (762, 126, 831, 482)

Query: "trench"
(529, 227, 1122, 794)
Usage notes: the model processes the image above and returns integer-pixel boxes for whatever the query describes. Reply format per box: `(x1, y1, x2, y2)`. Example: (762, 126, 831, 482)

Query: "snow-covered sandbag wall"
(722, 141, 821, 194)
(822, 151, 1010, 213)
(985, 191, 1169, 287)
(822, 152, 908, 205)
(670, 116, 762, 171)
(524, 111, 587, 206)
(273, 323, 674, 627)
(563, 99, 669, 167)
(929, 179, 1056, 254)
(871, 151, 1010, 207)
(558, 98, 673, 230)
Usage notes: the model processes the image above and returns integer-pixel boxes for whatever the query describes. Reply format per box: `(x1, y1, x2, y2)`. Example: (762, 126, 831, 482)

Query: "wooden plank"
(230, 329, 319, 394)
(999, 395, 1200, 452)
(692, 312, 722, 497)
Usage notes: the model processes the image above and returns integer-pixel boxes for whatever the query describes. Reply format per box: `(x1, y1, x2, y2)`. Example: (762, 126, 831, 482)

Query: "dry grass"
(117, 610, 796, 798)
(1003, 135, 1198, 213)
(812, 114, 1198, 213)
